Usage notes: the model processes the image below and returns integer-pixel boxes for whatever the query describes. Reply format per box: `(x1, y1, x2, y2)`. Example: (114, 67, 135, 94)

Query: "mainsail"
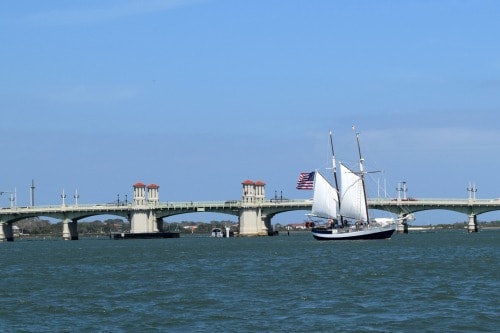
(311, 171, 338, 219)
(339, 163, 367, 221)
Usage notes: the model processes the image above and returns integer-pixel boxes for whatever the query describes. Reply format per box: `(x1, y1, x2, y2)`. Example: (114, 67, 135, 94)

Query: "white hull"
(211, 228, 224, 237)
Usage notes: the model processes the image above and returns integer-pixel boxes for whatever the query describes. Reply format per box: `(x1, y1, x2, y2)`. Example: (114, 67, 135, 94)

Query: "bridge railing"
(368, 198, 499, 204)
(2, 198, 499, 214)
(0, 203, 132, 213)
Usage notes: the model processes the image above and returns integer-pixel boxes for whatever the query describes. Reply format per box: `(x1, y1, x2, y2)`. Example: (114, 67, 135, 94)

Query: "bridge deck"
(1, 198, 500, 222)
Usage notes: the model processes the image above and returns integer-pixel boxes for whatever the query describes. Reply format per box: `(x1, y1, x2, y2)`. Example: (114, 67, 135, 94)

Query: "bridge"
(369, 198, 500, 232)
(1, 180, 499, 241)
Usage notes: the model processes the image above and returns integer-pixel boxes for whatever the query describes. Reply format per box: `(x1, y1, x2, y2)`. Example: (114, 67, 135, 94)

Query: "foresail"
(339, 163, 367, 221)
(311, 171, 338, 219)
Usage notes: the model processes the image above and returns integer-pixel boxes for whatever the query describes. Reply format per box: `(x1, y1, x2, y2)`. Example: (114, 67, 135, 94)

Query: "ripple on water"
(0, 231, 498, 332)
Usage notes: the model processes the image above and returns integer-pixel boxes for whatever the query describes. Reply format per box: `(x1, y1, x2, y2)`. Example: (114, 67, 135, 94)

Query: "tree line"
(14, 217, 240, 236)
(13, 217, 500, 237)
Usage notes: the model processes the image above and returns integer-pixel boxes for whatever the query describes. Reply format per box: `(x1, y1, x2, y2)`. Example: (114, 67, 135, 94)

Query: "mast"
(329, 131, 343, 223)
(329, 131, 340, 205)
(353, 128, 370, 224)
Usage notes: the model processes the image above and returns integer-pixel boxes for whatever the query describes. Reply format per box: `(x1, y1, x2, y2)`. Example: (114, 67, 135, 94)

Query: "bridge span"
(1, 180, 499, 241)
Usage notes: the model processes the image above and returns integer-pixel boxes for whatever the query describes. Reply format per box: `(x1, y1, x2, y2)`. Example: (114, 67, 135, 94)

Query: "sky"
(1, 0, 500, 225)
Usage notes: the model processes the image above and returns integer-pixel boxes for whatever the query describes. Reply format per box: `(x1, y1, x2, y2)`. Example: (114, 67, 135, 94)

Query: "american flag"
(296, 171, 315, 190)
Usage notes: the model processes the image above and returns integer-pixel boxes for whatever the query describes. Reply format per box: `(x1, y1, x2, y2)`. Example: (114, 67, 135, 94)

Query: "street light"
(0, 190, 16, 208)
(61, 189, 67, 207)
(74, 189, 80, 206)
(396, 181, 408, 201)
(467, 182, 477, 201)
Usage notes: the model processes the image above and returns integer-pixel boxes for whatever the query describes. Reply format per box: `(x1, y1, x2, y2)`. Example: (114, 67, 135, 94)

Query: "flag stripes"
(296, 171, 315, 190)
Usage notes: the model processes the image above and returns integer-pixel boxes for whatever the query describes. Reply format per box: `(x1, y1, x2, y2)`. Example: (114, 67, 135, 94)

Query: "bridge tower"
(133, 182, 146, 205)
(147, 183, 159, 205)
(239, 180, 268, 236)
(147, 183, 162, 231)
(130, 182, 160, 233)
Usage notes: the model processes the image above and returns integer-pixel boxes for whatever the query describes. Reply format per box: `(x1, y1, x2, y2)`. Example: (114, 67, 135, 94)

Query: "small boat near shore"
(211, 228, 224, 237)
(211, 227, 235, 237)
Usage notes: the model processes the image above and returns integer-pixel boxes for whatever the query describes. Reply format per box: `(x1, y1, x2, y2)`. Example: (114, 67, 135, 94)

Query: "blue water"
(1, 230, 498, 332)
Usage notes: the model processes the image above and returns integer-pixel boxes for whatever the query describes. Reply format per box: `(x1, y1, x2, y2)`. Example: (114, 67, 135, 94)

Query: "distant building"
(287, 223, 307, 230)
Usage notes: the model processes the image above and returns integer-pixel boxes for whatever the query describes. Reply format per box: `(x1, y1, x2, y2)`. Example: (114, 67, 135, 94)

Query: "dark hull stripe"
(312, 228, 395, 241)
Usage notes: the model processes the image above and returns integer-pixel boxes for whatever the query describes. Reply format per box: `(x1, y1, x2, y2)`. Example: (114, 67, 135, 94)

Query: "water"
(1, 230, 498, 332)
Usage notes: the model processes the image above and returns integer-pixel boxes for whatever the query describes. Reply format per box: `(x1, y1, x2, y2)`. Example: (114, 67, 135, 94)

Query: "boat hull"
(312, 225, 396, 240)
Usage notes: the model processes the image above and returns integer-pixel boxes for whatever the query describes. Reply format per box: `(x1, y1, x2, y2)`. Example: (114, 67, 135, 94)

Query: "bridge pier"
(239, 180, 268, 236)
(263, 215, 277, 236)
(62, 218, 79, 240)
(0, 222, 14, 241)
(467, 214, 478, 233)
(396, 213, 408, 233)
(239, 207, 268, 236)
(130, 209, 160, 233)
(128, 182, 163, 234)
(397, 222, 408, 234)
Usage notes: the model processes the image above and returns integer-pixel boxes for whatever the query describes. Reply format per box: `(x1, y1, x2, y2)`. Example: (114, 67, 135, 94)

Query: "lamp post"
(74, 189, 80, 207)
(0, 190, 16, 208)
(396, 181, 407, 201)
(467, 182, 477, 201)
(61, 189, 67, 207)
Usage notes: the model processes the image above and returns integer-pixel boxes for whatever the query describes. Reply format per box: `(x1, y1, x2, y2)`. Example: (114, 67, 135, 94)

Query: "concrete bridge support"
(397, 222, 408, 234)
(263, 215, 275, 235)
(130, 210, 148, 233)
(467, 214, 478, 233)
(62, 218, 79, 240)
(238, 180, 268, 236)
(128, 182, 162, 234)
(239, 207, 267, 236)
(130, 209, 160, 233)
(396, 213, 409, 234)
(0, 222, 14, 241)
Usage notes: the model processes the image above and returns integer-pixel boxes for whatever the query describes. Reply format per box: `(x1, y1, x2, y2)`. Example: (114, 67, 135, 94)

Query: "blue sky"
(1, 0, 499, 225)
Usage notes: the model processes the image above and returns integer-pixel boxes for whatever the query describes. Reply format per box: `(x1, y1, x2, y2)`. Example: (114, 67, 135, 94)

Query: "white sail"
(339, 163, 367, 221)
(311, 171, 338, 219)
